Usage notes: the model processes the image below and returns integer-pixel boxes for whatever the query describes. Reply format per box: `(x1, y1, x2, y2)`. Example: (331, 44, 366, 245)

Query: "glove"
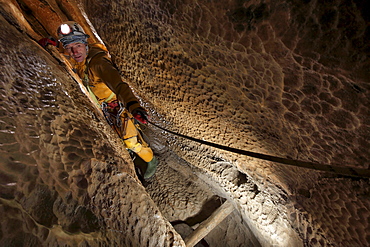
(38, 37, 58, 48)
(132, 107, 149, 124)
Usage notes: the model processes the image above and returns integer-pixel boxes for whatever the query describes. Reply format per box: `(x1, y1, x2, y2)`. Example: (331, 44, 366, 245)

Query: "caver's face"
(65, 42, 87, 63)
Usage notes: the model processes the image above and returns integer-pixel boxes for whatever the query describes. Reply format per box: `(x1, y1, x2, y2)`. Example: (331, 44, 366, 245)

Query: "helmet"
(57, 21, 90, 48)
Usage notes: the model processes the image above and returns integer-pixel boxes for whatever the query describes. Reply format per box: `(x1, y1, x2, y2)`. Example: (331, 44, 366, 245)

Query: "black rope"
(148, 121, 370, 179)
(39, 43, 369, 179)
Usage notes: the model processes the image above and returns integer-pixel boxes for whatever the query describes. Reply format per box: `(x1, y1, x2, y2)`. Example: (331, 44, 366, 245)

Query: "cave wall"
(0, 9, 184, 247)
(0, 0, 369, 246)
(83, 0, 369, 246)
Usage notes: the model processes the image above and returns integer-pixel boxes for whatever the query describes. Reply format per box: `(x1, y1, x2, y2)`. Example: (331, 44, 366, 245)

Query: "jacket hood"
(87, 43, 109, 59)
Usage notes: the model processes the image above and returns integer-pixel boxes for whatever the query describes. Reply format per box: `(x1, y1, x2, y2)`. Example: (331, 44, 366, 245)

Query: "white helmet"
(57, 21, 89, 47)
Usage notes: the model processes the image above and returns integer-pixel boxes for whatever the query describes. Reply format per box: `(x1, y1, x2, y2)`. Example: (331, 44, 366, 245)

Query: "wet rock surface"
(0, 0, 369, 246)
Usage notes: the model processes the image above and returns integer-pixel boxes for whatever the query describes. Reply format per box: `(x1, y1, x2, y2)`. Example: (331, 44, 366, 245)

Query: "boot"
(144, 156, 158, 180)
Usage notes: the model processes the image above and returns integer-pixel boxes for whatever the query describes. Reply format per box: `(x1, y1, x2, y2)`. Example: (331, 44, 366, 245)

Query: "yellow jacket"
(74, 43, 141, 112)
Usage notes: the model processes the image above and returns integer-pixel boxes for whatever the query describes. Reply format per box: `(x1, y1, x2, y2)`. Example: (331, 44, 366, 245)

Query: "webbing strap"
(83, 51, 115, 107)
(105, 92, 115, 102)
(85, 81, 100, 107)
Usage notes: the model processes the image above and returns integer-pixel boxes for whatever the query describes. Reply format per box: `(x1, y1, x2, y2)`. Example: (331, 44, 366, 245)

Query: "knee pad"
(124, 137, 142, 153)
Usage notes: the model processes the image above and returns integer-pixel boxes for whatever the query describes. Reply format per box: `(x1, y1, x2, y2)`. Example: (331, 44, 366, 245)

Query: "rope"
(148, 121, 370, 179)
(40, 45, 369, 179)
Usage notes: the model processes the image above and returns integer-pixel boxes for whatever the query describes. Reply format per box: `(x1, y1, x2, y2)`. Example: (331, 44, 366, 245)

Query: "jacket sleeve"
(92, 55, 141, 112)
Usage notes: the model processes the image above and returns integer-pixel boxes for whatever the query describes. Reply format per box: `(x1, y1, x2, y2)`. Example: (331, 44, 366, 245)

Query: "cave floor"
(140, 123, 260, 247)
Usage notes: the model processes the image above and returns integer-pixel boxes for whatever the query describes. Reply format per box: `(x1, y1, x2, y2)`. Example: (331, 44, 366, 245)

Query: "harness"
(82, 51, 127, 136)
(82, 51, 115, 107)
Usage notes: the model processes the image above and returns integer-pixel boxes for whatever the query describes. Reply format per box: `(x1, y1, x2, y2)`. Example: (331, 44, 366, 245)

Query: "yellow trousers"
(104, 105, 153, 163)
(121, 115, 154, 162)
(101, 102, 154, 163)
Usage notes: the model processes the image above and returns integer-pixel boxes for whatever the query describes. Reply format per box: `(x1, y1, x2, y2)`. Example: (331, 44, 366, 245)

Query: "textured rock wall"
(0, 12, 184, 247)
(83, 0, 369, 246)
(0, 0, 369, 246)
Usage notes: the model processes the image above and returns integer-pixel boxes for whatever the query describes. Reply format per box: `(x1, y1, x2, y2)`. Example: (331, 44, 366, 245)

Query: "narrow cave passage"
(1, 0, 369, 246)
(141, 124, 262, 246)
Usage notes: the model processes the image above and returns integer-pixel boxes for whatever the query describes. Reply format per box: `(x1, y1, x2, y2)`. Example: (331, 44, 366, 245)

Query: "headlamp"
(57, 22, 90, 47)
(59, 24, 72, 35)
